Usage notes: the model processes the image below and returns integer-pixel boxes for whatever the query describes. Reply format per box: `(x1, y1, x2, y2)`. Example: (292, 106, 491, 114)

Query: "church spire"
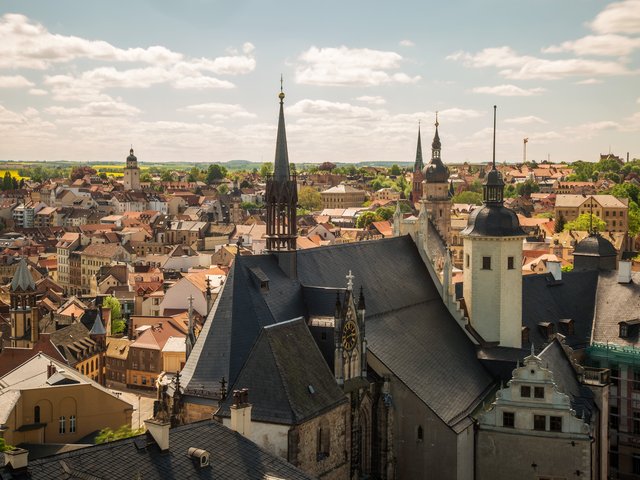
(482, 105, 505, 206)
(414, 122, 424, 172)
(273, 76, 290, 182)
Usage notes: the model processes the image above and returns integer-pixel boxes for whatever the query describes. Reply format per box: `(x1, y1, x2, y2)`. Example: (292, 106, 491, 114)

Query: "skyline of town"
(0, 0, 638, 164)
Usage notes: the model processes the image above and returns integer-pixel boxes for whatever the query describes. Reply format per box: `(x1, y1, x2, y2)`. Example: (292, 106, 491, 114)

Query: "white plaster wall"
(222, 418, 290, 458)
(463, 236, 522, 348)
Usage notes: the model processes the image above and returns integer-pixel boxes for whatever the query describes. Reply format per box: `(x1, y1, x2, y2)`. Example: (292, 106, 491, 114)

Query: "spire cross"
(435, 111, 439, 128)
(346, 270, 354, 290)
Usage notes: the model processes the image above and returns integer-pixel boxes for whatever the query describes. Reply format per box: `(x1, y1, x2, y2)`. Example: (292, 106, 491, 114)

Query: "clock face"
(342, 320, 357, 351)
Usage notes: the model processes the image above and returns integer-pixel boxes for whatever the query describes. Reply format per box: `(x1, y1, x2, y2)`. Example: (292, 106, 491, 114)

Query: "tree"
(240, 201, 258, 210)
(516, 179, 540, 198)
(96, 425, 144, 444)
(70, 166, 96, 180)
(0, 437, 12, 452)
(2, 171, 12, 191)
(298, 186, 322, 211)
(628, 201, 640, 237)
(140, 172, 153, 182)
(259, 162, 273, 178)
(103, 296, 123, 335)
(160, 170, 174, 182)
(206, 164, 227, 184)
(555, 214, 566, 233)
(217, 184, 229, 195)
(375, 206, 395, 221)
(452, 191, 483, 205)
(188, 166, 201, 182)
(564, 213, 606, 232)
(356, 211, 378, 228)
(318, 162, 336, 172)
(609, 182, 640, 205)
(389, 164, 402, 176)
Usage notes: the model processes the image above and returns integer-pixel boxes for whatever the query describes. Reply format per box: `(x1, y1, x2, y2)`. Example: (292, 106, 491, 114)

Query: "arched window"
(316, 419, 331, 460)
(34, 406, 40, 423)
(59, 416, 66, 434)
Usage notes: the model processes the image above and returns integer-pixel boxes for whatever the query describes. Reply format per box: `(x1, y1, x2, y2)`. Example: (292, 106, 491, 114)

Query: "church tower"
(265, 81, 298, 277)
(461, 107, 525, 348)
(422, 114, 451, 242)
(123, 147, 141, 191)
(9, 259, 40, 348)
(411, 124, 424, 205)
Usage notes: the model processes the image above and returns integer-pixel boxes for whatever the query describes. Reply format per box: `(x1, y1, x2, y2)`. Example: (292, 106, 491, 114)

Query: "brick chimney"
(229, 388, 252, 437)
(47, 363, 57, 379)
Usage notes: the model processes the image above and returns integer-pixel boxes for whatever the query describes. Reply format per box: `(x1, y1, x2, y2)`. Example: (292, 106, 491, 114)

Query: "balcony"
(581, 367, 610, 386)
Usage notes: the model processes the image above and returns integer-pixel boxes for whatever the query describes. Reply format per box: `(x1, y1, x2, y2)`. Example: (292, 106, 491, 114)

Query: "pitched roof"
(5, 420, 313, 480)
(181, 236, 494, 429)
(592, 270, 640, 346)
(218, 318, 347, 425)
(11, 258, 36, 292)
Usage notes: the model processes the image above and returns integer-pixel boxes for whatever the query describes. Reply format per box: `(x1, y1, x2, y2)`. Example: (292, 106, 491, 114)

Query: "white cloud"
(28, 88, 47, 95)
(447, 46, 633, 80)
(543, 34, 640, 57)
(399, 39, 415, 47)
(294, 46, 420, 86)
(504, 116, 548, 125)
(355, 95, 386, 105)
(45, 99, 141, 117)
(565, 120, 621, 139)
(590, 0, 640, 35)
(181, 102, 256, 119)
(472, 84, 546, 96)
(0, 75, 34, 88)
(576, 78, 603, 85)
(288, 99, 380, 119)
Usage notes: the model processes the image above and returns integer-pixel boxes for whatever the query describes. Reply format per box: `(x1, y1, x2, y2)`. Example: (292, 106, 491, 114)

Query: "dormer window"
(538, 321, 555, 339)
(619, 319, 640, 339)
(559, 319, 574, 336)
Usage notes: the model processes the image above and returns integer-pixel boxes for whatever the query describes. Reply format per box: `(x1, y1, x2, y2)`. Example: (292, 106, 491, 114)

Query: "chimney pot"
(4, 448, 29, 471)
(144, 418, 170, 452)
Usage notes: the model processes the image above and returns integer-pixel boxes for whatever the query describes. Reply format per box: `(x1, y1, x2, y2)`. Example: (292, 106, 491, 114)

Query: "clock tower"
(9, 259, 39, 348)
(123, 147, 141, 191)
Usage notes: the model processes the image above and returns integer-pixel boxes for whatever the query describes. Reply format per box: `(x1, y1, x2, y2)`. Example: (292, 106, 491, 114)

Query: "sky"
(0, 0, 639, 165)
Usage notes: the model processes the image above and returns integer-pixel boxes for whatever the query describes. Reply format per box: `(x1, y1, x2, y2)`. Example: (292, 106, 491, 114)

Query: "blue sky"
(0, 0, 638, 164)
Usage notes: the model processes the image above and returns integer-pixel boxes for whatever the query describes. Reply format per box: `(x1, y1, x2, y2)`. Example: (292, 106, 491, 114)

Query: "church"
(167, 92, 607, 479)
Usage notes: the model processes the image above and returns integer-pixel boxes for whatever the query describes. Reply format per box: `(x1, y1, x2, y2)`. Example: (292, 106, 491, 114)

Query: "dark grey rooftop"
(592, 270, 640, 347)
(1, 420, 313, 480)
(522, 270, 599, 351)
(10, 259, 36, 292)
(218, 318, 347, 425)
(460, 205, 526, 238)
(573, 233, 617, 257)
(182, 235, 495, 430)
(539, 339, 596, 422)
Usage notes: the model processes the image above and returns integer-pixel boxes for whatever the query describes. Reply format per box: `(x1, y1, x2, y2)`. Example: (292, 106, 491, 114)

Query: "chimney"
(618, 260, 632, 284)
(3, 448, 29, 471)
(547, 260, 562, 281)
(144, 418, 170, 452)
(229, 388, 252, 437)
(47, 363, 57, 379)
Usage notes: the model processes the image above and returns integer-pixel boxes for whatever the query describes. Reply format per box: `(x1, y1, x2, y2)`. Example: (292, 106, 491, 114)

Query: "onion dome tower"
(422, 113, 451, 241)
(461, 107, 526, 348)
(123, 147, 141, 191)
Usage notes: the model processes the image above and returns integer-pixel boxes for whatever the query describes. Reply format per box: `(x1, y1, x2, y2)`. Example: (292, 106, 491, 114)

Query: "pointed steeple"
(89, 307, 106, 336)
(423, 113, 449, 184)
(273, 76, 290, 182)
(414, 122, 424, 172)
(11, 259, 35, 292)
(483, 105, 505, 206)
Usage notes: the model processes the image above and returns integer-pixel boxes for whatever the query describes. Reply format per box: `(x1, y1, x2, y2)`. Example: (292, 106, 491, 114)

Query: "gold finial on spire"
(435, 111, 439, 128)
(279, 74, 285, 102)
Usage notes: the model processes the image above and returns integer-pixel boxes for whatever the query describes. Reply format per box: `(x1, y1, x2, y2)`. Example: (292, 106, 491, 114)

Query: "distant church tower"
(422, 114, 451, 242)
(123, 148, 141, 191)
(461, 107, 525, 348)
(410, 123, 424, 205)
(10, 259, 40, 348)
(265, 81, 298, 277)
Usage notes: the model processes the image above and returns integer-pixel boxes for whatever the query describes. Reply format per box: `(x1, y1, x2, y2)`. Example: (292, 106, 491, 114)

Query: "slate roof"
(539, 340, 596, 422)
(1, 420, 313, 480)
(181, 235, 494, 429)
(522, 270, 599, 351)
(461, 205, 526, 238)
(10, 259, 35, 292)
(592, 270, 640, 346)
(218, 318, 347, 425)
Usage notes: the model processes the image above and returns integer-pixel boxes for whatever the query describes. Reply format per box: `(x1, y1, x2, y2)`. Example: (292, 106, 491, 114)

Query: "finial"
(435, 111, 439, 128)
(346, 270, 354, 290)
(279, 75, 285, 102)
(530, 342, 535, 357)
(492, 105, 497, 170)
